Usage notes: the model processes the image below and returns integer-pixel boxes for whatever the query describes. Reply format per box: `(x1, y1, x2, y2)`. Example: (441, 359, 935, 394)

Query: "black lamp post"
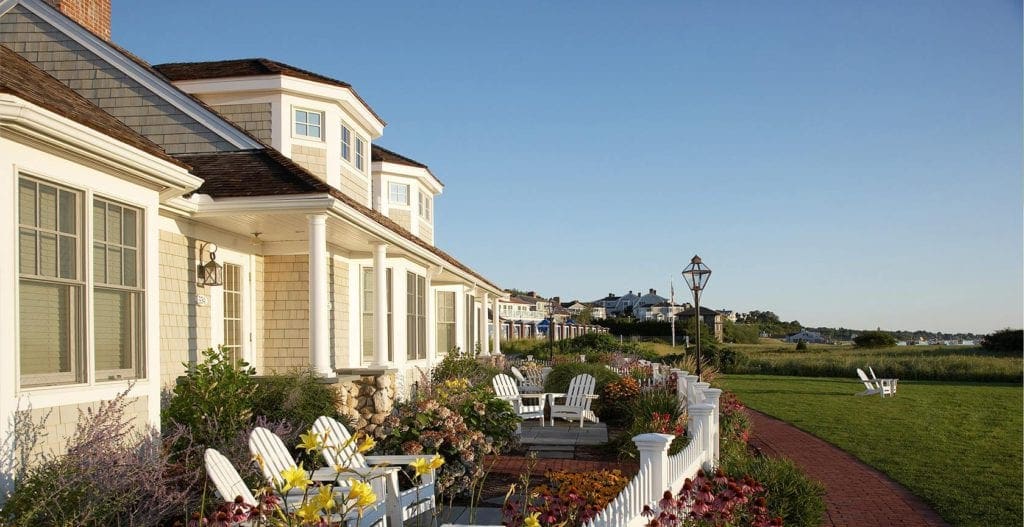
(681, 255, 712, 380)
(548, 302, 556, 361)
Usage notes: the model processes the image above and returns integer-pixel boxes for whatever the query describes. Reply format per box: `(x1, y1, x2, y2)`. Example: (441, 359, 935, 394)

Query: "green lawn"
(718, 374, 1023, 527)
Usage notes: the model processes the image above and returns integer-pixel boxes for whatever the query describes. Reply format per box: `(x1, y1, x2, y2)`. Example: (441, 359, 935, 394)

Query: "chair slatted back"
(205, 448, 257, 505)
(313, 415, 369, 470)
(565, 374, 596, 409)
(250, 426, 298, 487)
(492, 374, 520, 400)
(868, 366, 878, 380)
(856, 368, 875, 390)
(509, 367, 526, 383)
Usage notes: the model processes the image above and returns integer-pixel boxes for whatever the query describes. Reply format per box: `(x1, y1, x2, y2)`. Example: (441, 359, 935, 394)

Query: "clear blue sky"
(115, 1, 1022, 334)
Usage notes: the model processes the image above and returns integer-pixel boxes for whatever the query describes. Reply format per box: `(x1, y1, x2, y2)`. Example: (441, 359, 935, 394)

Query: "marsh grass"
(719, 374, 1024, 527)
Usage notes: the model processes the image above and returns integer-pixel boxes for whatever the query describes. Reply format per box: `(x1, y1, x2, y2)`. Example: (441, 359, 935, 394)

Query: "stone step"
(527, 444, 575, 452)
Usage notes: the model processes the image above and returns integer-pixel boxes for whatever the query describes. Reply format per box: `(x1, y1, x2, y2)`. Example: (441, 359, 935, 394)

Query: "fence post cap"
(703, 387, 723, 398)
(689, 403, 715, 416)
(632, 432, 675, 449)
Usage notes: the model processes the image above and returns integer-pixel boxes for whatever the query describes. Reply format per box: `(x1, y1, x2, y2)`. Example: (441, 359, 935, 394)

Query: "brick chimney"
(45, 0, 111, 40)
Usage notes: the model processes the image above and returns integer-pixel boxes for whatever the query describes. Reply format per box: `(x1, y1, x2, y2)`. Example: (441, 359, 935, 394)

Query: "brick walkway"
(747, 409, 949, 527)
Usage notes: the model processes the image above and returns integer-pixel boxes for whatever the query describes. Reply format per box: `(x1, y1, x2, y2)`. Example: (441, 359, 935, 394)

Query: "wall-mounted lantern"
(198, 242, 223, 287)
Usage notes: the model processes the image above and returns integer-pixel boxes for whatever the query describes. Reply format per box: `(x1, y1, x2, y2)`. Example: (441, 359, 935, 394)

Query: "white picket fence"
(582, 369, 722, 527)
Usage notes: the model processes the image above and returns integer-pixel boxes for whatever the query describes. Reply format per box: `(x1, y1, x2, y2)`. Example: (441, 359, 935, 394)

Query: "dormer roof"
(372, 145, 443, 187)
(153, 58, 386, 126)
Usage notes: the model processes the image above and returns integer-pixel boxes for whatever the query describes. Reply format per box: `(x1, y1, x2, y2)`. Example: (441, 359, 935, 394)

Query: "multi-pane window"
(18, 176, 146, 387)
(223, 263, 243, 364)
(341, 124, 352, 160)
(294, 109, 322, 139)
(419, 192, 432, 221)
(407, 272, 426, 360)
(19, 178, 83, 386)
(361, 267, 392, 362)
(436, 291, 456, 355)
(355, 137, 366, 171)
(389, 182, 409, 205)
(93, 198, 143, 381)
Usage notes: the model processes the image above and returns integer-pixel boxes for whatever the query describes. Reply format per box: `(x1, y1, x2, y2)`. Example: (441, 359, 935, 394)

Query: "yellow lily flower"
(297, 430, 322, 453)
(295, 500, 322, 521)
(347, 479, 378, 510)
(409, 457, 430, 478)
(315, 484, 336, 511)
(524, 511, 541, 527)
(280, 464, 312, 492)
(428, 453, 445, 470)
(356, 434, 376, 453)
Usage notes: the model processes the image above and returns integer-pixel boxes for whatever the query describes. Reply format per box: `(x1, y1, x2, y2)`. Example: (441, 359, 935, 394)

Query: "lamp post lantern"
(681, 255, 712, 380)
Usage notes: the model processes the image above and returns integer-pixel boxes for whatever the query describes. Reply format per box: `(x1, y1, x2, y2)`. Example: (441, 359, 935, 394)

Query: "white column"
(492, 297, 502, 355)
(688, 403, 716, 466)
(633, 433, 674, 503)
(479, 291, 490, 355)
(308, 214, 331, 376)
(372, 243, 388, 366)
(703, 387, 723, 462)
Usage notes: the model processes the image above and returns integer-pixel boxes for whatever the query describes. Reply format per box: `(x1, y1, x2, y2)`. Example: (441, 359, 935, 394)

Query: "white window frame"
(389, 182, 410, 206)
(341, 123, 352, 161)
(293, 108, 323, 140)
(355, 136, 366, 172)
(16, 173, 148, 389)
(419, 191, 432, 221)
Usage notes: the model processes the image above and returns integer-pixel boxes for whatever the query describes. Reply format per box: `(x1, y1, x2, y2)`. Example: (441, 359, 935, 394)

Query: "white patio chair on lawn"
(510, 366, 543, 393)
(248, 428, 388, 526)
(855, 368, 897, 398)
(313, 415, 438, 527)
(492, 373, 546, 426)
(868, 366, 898, 396)
(548, 373, 599, 428)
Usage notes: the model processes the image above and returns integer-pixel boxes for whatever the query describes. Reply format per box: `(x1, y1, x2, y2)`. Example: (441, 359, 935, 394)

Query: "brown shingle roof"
(177, 148, 497, 290)
(0, 45, 188, 169)
(371, 144, 443, 186)
(152, 58, 385, 125)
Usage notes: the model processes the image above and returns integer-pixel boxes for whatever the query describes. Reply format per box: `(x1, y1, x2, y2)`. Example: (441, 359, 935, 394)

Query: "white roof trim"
(14, 0, 262, 150)
(0, 94, 202, 199)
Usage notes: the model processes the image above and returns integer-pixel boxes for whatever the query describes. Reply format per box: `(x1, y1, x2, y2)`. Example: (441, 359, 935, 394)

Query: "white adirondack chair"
(548, 373, 599, 428)
(492, 373, 546, 426)
(313, 415, 438, 527)
(204, 448, 260, 505)
(868, 366, 899, 397)
(248, 428, 388, 526)
(856, 368, 898, 397)
(510, 366, 543, 393)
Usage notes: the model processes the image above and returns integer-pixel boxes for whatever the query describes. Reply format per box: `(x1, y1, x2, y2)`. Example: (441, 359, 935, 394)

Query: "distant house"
(783, 330, 827, 344)
(676, 307, 725, 342)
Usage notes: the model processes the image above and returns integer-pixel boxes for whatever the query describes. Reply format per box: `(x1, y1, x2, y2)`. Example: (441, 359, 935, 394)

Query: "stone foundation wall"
(333, 371, 395, 435)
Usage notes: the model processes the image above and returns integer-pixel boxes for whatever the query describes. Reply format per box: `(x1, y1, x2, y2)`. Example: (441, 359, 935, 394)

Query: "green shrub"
(722, 454, 826, 527)
(724, 321, 761, 344)
(431, 353, 501, 387)
(981, 328, 1023, 354)
(1, 391, 190, 526)
(795, 340, 808, 351)
(251, 372, 345, 433)
(163, 346, 257, 449)
(854, 331, 897, 348)
(544, 363, 621, 418)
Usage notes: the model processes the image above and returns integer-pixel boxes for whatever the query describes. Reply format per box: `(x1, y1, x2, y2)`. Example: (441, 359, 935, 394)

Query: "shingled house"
(0, 0, 506, 483)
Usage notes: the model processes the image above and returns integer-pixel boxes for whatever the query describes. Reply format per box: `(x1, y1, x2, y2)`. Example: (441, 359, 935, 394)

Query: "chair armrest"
(315, 465, 400, 482)
(364, 454, 436, 465)
(584, 394, 599, 400)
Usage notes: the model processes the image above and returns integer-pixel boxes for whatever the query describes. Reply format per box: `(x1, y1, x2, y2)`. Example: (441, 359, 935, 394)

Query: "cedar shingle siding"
(0, 5, 235, 154)
(212, 103, 272, 143)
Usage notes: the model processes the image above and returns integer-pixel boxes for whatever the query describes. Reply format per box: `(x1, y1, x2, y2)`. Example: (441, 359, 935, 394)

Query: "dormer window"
(341, 124, 352, 160)
(294, 109, 322, 139)
(388, 182, 409, 205)
(355, 137, 366, 172)
(418, 191, 432, 221)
